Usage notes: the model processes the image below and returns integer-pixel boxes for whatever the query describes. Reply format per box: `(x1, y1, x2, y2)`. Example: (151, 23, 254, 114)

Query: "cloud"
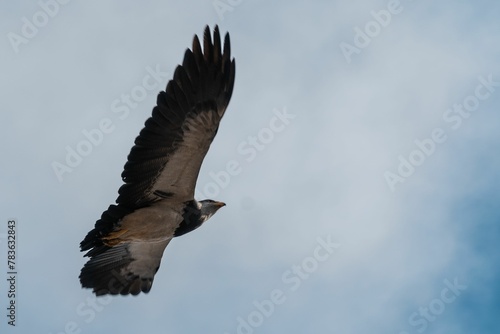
(0, 1, 499, 333)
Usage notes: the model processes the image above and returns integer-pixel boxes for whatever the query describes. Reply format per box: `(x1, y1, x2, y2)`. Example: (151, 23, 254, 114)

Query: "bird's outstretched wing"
(80, 231, 171, 296)
(118, 25, 235, 208)
(79, 26, 235, 296)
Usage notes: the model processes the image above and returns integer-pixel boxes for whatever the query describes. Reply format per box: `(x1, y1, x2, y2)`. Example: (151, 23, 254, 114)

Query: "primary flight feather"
(79, 25, 235, 296)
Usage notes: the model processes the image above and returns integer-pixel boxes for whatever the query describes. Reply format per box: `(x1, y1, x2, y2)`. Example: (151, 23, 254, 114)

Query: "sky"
(1, 0, 499, 333)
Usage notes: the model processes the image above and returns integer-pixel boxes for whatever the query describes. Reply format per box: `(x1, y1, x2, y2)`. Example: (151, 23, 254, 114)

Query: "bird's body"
(101, 200, 182, 245)
(79, 26, 235, 296)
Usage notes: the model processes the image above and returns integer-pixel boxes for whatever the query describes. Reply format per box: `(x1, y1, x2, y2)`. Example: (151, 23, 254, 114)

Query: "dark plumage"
(79, 26, 235, 296)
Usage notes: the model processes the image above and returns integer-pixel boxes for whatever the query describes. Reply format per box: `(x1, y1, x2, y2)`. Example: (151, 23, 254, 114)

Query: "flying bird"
(79, 26, 235, 296)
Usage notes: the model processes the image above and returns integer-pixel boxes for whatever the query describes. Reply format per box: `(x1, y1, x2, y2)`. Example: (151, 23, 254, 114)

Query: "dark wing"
(117, 25, 235, 208)
(80, 239, 171, 296)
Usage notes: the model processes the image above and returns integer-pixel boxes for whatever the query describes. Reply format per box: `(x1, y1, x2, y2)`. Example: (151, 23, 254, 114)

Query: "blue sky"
(1, 0, 499, 333)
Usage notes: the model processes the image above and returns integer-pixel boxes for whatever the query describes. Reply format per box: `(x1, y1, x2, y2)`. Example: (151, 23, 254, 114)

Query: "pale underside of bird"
(79, 26, 235, 296)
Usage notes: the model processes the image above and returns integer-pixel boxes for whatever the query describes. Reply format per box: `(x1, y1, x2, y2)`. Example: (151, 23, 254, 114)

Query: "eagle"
(79, 26, 235, 296)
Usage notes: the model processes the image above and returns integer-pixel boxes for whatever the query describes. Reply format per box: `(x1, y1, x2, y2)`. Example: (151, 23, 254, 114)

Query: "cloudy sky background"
(1, 0, 499, 333)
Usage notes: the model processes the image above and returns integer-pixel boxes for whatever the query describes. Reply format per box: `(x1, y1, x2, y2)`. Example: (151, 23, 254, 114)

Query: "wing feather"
(117, 25, 235, 207)
(80, 240, 171, 296)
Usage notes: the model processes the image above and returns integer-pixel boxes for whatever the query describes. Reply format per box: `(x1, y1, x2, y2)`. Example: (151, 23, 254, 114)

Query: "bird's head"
(199, 199, 226, 222)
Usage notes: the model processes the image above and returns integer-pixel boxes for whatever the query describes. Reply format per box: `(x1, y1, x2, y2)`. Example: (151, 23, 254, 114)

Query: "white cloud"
(1, 1, 499, 333)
